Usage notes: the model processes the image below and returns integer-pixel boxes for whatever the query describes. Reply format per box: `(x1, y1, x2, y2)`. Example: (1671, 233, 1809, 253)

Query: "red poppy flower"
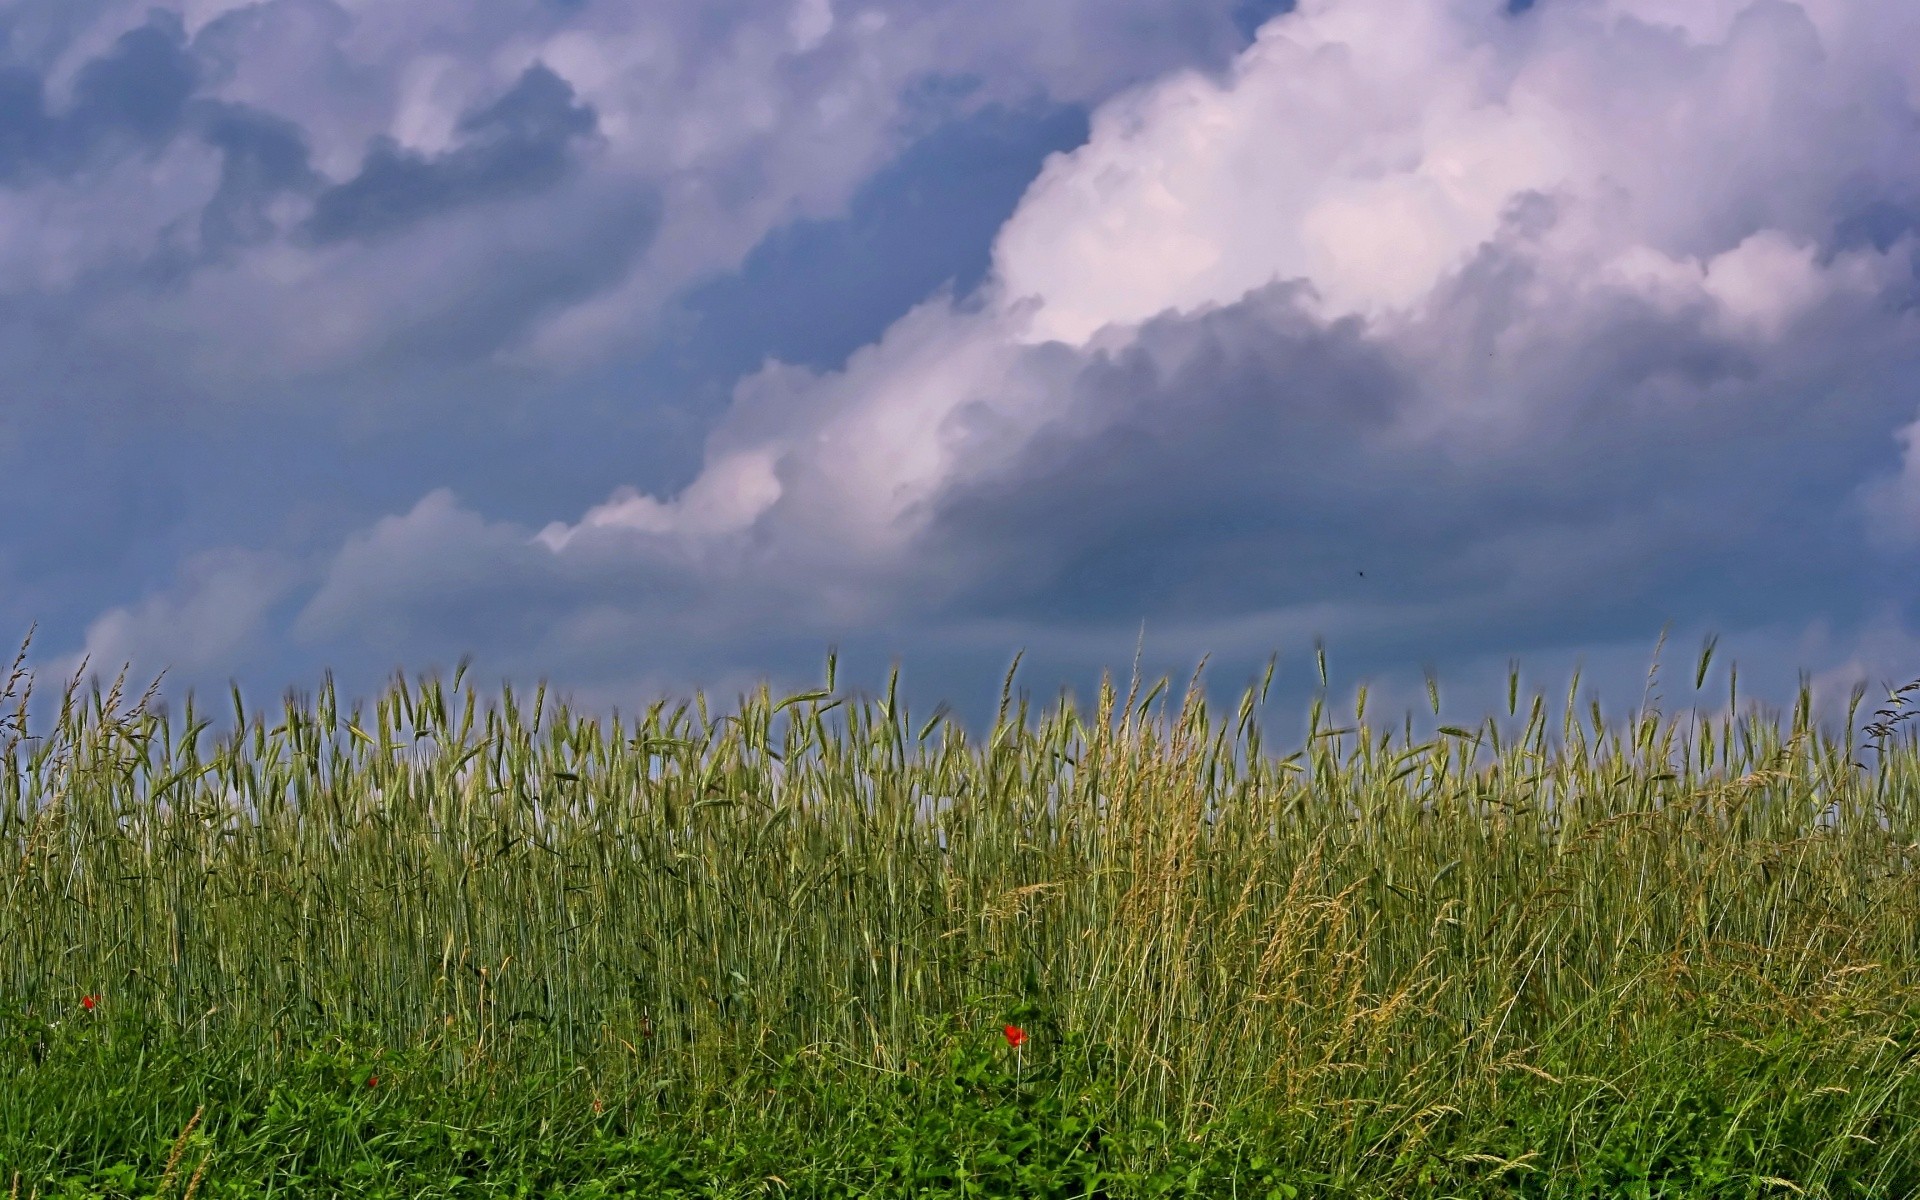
(1002, 1024, 1026, 1050)
(367, 1075, 379, 1088)
(81, 994, 97, 1011)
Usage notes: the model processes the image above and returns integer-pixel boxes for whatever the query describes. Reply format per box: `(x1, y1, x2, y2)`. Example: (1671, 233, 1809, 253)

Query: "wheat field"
(5, 633, 1920, 1196)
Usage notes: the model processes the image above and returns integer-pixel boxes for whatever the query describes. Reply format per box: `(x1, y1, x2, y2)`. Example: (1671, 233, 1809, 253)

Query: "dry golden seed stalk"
(182, 1152, 211, 1200)
(155, 1105, 204, 1200)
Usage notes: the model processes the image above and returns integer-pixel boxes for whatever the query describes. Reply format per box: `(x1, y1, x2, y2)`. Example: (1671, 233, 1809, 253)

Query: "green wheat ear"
(4, 627, 1919, 1192)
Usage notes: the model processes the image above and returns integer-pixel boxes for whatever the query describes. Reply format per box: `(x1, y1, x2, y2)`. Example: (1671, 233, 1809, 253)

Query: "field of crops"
(6, 636, 1920, 1198)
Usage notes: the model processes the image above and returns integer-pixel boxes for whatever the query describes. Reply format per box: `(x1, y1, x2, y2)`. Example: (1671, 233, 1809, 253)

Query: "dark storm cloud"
(353, 185, 663, 366)
(301, 64, 598, 244)
(923, 286, 1418, 624)
(0, 70, 51, 177)
(919, 226, 1920, 673)
(68, 11, 196, 142)
(0, 10, 196, 183)
(194, 100, 320, 251)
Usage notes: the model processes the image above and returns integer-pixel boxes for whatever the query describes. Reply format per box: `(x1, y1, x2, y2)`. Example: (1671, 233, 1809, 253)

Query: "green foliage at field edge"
(7, 998, 1919, 1199)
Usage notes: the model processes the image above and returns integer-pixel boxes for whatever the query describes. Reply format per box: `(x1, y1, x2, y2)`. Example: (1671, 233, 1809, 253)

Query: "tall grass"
(6, 631, 1920, 1196)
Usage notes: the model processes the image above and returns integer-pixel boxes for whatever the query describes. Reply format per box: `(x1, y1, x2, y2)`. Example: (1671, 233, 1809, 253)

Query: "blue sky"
(5, 0, 1920, 743)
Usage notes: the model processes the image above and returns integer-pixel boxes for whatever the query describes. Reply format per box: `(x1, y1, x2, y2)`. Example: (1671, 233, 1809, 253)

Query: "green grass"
(5, 630, 1920, 1197)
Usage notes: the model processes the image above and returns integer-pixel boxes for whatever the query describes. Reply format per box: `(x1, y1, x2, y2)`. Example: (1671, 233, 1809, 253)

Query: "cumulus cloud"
(542, 0, 1920, 551)
(994, 0, 1915, 343)
(0, 0, 1267, 420)
(54, 547, 303, 688)
(1, 0, 1264, 683)
(37, 0, 1920, 740)
(497, 0, 1920, 720)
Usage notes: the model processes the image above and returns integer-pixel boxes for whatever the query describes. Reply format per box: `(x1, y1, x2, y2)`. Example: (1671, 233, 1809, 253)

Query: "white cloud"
(788, 0, 836, 53)
(1855, 417, 1920, 555)
(0, 139, 225, 290)
(387, 53, 474, 156)
(548, 0, 1920, 559)
(533, 290, 1093, 584)
(1699, 230, 1856, 341)
(995, 0, 1567, 340)
(56, 548, 302, 687)
(294, 488, 539, 643)
(538, 449, 785, 546)
(993, 0, 1914, 347)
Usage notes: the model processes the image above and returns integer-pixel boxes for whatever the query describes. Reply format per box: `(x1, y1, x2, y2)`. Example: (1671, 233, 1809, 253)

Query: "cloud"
(1855, 416, 1920, 556)
(300, 64, 598, 244)
(374, 0, 1920, 721)
(665, 100, 1090, 378)
(55, 546, 303, 688)
(0, 10, 199, 183)
(542, 0, 1920, 559)
(66, 10, 197, 145)
(295, 489, 562, 653)
(193, 99, 321, 251)
(0, 0, 1287, 551)
(33, 0, 1920, 745)
(991, 0, 1916, 346)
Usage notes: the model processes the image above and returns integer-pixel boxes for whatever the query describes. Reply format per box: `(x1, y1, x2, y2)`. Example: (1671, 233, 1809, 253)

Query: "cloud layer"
(21, 0, 1920, 743)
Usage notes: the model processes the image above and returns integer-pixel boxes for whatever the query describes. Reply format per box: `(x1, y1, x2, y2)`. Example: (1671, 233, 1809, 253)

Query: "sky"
(5, 0, 1920, 750)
